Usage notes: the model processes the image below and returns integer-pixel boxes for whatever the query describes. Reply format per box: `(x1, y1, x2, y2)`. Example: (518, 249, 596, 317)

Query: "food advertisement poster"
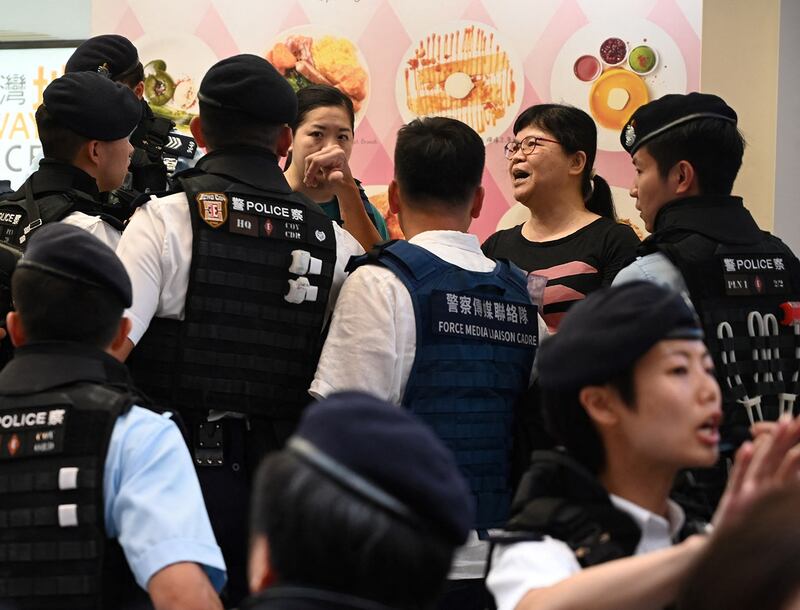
(0, 45, 78, 188)
(94, 0, 702, 240)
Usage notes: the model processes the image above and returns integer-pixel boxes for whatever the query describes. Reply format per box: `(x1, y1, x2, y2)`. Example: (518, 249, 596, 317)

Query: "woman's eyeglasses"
(503, 135, 560, 159)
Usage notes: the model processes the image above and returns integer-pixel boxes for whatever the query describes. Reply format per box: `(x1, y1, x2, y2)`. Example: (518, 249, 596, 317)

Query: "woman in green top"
(285, 85, 388, 250)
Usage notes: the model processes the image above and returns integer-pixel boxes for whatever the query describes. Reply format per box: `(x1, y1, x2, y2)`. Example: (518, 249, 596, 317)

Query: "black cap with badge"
(198, 54, 298, 124)
(17, 223, 132, 308)
(66, 34, 140, 81)
(537, 281, 702, 391)
(43, 71, 142, 141)
(621, 92, 738, 155)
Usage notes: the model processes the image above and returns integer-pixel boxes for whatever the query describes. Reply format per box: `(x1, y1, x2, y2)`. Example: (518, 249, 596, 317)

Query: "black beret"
(17, 223, 132, 308)
(538, 281, 702, 390)
(43, 71, 142, 141)
(66, 34, 139, 80)
(621, 92, 737, 154)
(288, 391, 474, 545)
(198, 54, 297, 124)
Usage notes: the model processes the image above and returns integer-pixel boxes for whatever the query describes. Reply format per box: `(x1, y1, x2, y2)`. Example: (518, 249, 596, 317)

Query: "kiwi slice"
(143, 59, 175, 107)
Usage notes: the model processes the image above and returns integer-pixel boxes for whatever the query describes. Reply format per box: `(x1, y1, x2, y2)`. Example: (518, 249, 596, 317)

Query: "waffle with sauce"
(404, 25, 516, 134)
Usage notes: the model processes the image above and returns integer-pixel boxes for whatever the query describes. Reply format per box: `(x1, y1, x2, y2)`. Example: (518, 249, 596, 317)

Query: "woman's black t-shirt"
(482, 217, 640, 331)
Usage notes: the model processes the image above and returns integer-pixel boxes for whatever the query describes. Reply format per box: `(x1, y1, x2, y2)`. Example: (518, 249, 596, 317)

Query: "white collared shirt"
(61, 211, 121, 250)
(487, 496, 685, 610)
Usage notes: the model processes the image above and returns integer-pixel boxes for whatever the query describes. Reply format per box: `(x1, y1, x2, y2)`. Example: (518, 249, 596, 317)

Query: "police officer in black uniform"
(613, 93, 800, 516)
(115, 54, 364, 606)
(243, 392, 473, 610)
(65, 34, 197, 220)
(0, 71, 141, 250)
(0, 223, 225, 610)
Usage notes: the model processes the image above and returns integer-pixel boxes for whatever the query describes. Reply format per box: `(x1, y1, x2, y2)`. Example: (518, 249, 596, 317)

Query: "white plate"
(551, 19, 686, 151)
(267, 25, 371, 127)
(395, 20, 524, 143)
(135, 33, 218, 127)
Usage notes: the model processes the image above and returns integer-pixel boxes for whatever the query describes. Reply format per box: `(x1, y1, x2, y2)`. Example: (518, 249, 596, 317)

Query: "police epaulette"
(487, 529, 545, 545)
(128, 188, 175, 211)
(345, 240, 399, 273)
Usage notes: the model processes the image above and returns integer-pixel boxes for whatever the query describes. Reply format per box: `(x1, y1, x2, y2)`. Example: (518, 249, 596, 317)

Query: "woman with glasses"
(482, 104, 640, 332)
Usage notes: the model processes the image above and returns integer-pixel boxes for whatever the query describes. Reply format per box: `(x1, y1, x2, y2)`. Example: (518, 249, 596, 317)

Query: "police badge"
(196, 192, 229, 228)
(624, 122, 636, 149)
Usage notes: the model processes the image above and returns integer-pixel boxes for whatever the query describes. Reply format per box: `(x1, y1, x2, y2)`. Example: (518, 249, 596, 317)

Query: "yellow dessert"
(589, 69, 648, 130)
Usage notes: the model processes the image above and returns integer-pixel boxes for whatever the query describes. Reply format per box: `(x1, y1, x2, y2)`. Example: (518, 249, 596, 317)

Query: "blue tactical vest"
(348, 240, 538, 529)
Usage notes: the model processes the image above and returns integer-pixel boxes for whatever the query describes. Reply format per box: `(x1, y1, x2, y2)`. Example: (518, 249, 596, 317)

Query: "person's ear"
(189, 116, 207, 150)
(133, 81, 145, 100)
(6, 311, 27, 347)
(673, 160, 697, 195)
(275, 126, 293, 158)
(470, 185, 485, 219)
(248, 535, 275, 593)
(579, 385, 621, 430)
(108, 317, 132, 353)
(388, 179, 401, 215)
(569, 150, 587, 177)
(85, 140, 102, 167)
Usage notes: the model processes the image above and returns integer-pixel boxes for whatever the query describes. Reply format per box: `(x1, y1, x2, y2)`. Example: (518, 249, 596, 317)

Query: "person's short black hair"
(643, 118, 745, 196)
(394, 117, 485, 210)
(541, 370, 635, 474)
(35, 104, 87, 163)
(199, 102, 283, 151)
(116, 61, 145, 90)
(250, 451, 454, 607)
(292, 85, 355, 133)
(11, 267, 124, 348)
(513, 104, 616, 220)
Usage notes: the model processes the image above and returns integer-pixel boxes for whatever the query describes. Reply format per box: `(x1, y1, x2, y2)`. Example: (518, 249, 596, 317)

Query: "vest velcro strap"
(0, 504, 96, 528)
(181, 347, 307, 378)
(428, 419, 510, 441)
(413, 368, 528, 392)
(198, 238, 290, 268)
(0, 574, 97, 597)
(177, 374, 308, 405)
(188, 295, 322, 328)
(0, 539, 99, 562)
(0, 468, 97, 494)
(184, 322, 314, 352)
(194, 268, 287, 296)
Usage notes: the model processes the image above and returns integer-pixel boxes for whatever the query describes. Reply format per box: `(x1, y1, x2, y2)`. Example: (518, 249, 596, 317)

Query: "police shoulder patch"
(196, 192, 228, 229)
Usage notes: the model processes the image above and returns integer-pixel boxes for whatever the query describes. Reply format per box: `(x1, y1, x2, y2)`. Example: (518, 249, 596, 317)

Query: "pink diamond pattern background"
(94, 0, 702, 240)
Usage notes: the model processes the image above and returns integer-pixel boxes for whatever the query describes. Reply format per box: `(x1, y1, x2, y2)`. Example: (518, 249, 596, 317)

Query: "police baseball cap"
(198, 54, 297, 124)
(43, 71, 142, 141)
(621, 92, 738, 154)
(17, 223, 132, 308)
(537, 281, 702, 390)
(66, 34, 140, 81)
(286, 391, 474, 544)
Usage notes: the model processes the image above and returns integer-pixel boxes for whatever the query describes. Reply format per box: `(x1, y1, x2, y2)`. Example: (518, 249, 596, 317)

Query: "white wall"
(0, 0, 90, 41)
(773, 0, 800, 252)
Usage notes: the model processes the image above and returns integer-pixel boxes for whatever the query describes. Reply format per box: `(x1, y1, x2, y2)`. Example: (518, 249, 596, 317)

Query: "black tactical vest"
(0, 342, 149, 610)
(128, 152, 337, 425)
(640, 197, 800, 452)
(495, 450, 642, 566)
(0, 162, 123, 250)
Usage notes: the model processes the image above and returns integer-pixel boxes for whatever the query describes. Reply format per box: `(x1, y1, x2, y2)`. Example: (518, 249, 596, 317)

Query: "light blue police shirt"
(612, 251, 690, 294)
(103, 406, 227, 592)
